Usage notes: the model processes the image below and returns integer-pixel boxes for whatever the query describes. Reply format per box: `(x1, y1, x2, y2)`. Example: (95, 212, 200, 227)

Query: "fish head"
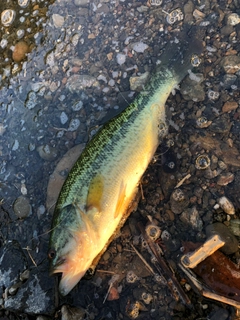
(48, 204, 96, 296)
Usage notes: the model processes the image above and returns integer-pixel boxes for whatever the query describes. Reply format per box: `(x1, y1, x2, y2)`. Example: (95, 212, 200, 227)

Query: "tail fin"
(157, 25, 204, 83)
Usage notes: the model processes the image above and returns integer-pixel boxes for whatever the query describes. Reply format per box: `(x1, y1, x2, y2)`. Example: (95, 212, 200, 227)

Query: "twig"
(203, 291, 240, 309)
(96, 270, 116, 274)
(23, 246, 37, 267)
(103, 282, 113, 304)
(138, 222, 192, 307)
(175, 173, 191, 189)
(130, 244, 155, 275)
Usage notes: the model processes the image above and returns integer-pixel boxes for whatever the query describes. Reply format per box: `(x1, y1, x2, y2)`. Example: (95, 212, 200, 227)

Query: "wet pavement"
(1, 0, 240, 319)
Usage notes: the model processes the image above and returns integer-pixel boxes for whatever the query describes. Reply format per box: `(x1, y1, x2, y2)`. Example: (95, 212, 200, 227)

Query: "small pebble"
(20, 269, 30, 281)
(52, 14, 64, 28)
(116, 244, 122, 253)
(12, 41, 30, 62)
(73, 0, 89, 6)
(107, 286, 119, 301)
(18, 0, 30, 8)
(8, 282, 22, 295)
(37, 144, 58, 161)
(61, 305, 85, 320)
(66, 74, 99, 93)
(116, 53, 126, 65)
(221, 55, 240, 74)
(1, 9, 16, 26)
(218, 196, 235, 215)
(68, 118, 80, 131)
(132, 42, 148, 53)
(229, 219, 240, 237)
(102, 251, 111, 261)
(217, 172, 234, 186)
(13, 196, 32, 219)
(222, 101, 238, 113)
(60, 112, 68, 125)
(227, 13, 240, 26)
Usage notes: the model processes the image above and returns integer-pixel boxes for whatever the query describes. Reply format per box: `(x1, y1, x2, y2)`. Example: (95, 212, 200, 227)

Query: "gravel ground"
(1, 0, 240, 319)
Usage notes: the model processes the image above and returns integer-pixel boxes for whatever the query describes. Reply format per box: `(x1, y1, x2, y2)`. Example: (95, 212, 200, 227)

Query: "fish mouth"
(59, 269, 87, 296)
(49, 257, 88, 296)
(49, 257, 66, 276)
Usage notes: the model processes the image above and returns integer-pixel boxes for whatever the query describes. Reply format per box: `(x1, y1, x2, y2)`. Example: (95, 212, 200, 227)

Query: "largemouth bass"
(49, 31, 203, 296)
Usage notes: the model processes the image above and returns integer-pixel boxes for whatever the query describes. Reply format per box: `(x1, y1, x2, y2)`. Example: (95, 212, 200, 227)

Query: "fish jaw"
(50, 222, 100, 296)
(53, 262, 87, 296)
(59, 271, 86, 296)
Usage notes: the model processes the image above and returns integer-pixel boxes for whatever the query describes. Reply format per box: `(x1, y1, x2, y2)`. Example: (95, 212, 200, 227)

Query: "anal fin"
(114, 181, 126, 219)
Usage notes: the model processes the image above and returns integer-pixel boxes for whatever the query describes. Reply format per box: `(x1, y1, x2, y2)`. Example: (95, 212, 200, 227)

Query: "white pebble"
(132, 42, 148, 53)
(17, 29, 25, 39)
(71, 33, 80, 46)
(18, 0, 30, 8)
(0, 39, 8, 49)
(218, 196, 235, 215)
(12, 139, 19, 151)
(68, 119, 80, 131)
(227, 13, 240, 26)
(102, 87, 110, 93)
(52, 14, 64, 28)
(60, 112, 68, 125)
(108, 79, 115, 86)
(116, 53, 126, 65)
(97, 74, 107, 83)
(1, 9, 16, 26)
(72, 101, 83, 111)
(112, 71, 118, 78)
(45, 51, 55, 67)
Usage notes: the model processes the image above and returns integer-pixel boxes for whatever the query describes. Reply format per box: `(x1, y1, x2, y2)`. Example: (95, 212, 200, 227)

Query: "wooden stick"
(181, 234, 225, 269)
(203, 291, 240, 309)
(175, 173, 191, 189)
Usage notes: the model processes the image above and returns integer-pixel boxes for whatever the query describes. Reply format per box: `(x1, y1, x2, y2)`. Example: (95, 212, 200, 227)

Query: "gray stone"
(0, 241, 27, 296)
(61, 305, 86, 320)
(206, 222, 239, 255)
(4, 261, 55, 315)
(221, 55, 240, 74)
(13, 196, 32, 219)
(180, 76, 205, 101)
(73, 0, 89, 7)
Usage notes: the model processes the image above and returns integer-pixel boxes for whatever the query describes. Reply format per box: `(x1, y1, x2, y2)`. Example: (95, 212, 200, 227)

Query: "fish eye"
(48, 249, 56, 259)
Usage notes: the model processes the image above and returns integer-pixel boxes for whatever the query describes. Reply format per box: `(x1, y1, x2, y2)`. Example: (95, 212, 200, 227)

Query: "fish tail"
(158, 25, 204, 83)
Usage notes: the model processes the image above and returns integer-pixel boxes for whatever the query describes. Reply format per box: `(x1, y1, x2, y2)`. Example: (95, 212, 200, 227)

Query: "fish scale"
(49, 30, 203, 296)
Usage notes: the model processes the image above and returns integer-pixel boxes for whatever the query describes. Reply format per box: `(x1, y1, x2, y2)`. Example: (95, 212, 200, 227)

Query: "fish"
(48, 28, 203, 296)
